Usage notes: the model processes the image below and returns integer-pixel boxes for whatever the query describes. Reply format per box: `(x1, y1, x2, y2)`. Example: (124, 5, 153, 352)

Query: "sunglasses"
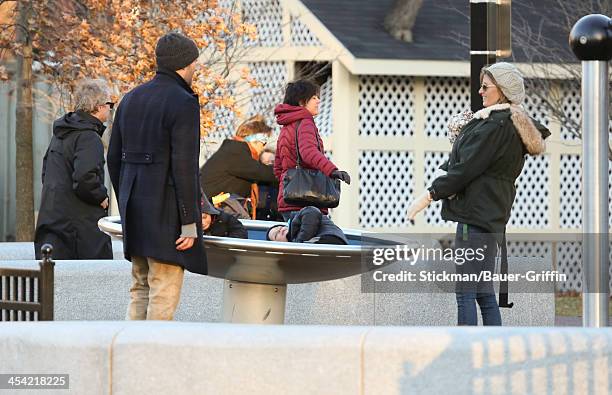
(245, 133, 269, 145)
(105, 101, 115, 110)
(480, 84, 495, 91)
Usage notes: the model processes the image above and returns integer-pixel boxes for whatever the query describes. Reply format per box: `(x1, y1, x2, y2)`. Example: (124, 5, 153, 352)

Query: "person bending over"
(266, 206, 348, 245)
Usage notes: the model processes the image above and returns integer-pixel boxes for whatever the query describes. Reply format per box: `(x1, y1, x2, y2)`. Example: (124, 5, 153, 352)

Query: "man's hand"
(100, 197, 109, 209)
(175, 237, 195, 251)
(407, 190, 433, 222)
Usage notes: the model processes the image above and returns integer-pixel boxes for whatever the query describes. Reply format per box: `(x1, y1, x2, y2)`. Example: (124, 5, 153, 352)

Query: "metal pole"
(222, 280, 286, 324)
(581, 61, 609, 327)
(569, 14, 612, 327)
(470, 0, 496, 112)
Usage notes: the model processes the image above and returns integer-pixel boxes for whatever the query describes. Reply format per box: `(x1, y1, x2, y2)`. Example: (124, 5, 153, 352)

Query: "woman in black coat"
(200, 115, 278, 219)
(34, 79, 114, 259)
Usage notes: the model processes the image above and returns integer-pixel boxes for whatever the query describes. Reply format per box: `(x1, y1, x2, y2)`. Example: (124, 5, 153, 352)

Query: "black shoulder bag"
(282, 120, 341, 208)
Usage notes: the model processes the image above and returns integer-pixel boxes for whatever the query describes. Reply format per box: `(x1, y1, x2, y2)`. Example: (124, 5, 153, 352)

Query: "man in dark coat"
(107, 32, 204, 321)
(34, 79, 113, 260)
(266, 206, 348, 245)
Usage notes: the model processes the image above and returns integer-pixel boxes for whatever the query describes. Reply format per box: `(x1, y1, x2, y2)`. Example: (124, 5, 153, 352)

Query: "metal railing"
(0, 244, 54, 321)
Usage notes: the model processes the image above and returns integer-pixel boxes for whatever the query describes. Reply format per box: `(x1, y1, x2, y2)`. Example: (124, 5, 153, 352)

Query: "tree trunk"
(384, 0, 423, 43)
(15, 0, 34, 241)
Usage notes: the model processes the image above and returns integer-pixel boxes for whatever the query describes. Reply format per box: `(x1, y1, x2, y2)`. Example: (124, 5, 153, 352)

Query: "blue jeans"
(454, 223, 502, 326)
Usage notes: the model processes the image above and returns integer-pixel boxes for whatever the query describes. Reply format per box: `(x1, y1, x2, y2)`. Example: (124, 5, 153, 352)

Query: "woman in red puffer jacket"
(273, 80, 351, 220)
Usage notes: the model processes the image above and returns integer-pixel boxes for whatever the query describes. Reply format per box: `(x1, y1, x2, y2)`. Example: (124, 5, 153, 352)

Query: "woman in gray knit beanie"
(408, 61, 550, 327)
(480, 62, 525, 105)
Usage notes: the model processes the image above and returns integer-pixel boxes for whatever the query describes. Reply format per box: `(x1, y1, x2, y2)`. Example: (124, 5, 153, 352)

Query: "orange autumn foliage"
(0, 0, 258, 136)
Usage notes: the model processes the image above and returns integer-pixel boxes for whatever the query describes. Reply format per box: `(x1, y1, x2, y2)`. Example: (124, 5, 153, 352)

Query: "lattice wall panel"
(317, 77, 333, 136)
(560, 81, 581, 141)
(358, 76, 415, 136)
(509, 155, 550, 228)
(359, 151, 414, 228)
(290, 16, 321, 46)
(556, 241, 582, 292)
(242, 0, 283, 47)
(424, 77, 470, 138)
(507, 241, 552, 259)
(560, 155, 582, 228)
(210, 98, 237, 141)
(524, 79, 550, 128)
(248, 61, 287, 132)
(558, 157, 612, 230)
(423, 151, 452, 226)
(555, 241, 612, 293)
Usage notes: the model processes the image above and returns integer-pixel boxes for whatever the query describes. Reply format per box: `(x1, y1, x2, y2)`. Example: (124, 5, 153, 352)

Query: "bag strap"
(498, 232, 514, 309)
(293, 120, 322, 169)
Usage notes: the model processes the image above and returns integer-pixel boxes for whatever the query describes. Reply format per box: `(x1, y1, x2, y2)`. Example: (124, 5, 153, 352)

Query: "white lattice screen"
(200, 105, 237, 163)
(359, 151, 413, 228)
(523, 79, 550, 128)
(248, 61, 287, 132)
(560, 81, 581, 141)
(508, 155, 550, 228)
(317, 77, 333, 136)
(556, 242, 582, 292)
(358, 76, 415, 136)
(242, 0, 283, 47)
(290, 16, 321, 46)
(423, 151, 450, 226)
(424, 77, 470, 138)
(554, 241, 612, 293)
(507, 241, 552, 260)
(560, 154, 582, 229)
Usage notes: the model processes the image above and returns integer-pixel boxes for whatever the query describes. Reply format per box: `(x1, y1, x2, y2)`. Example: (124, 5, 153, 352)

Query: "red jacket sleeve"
(297, 119, 337, 176)
(274, 129, 286, 180)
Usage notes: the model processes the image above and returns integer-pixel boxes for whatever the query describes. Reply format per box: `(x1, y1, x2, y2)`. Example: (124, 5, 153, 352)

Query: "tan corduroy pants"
(126, 256, 185, 320)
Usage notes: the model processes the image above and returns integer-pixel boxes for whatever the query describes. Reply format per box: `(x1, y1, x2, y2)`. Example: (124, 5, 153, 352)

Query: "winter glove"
(407, 190, 433, 221)
(330, 170, 351, 185)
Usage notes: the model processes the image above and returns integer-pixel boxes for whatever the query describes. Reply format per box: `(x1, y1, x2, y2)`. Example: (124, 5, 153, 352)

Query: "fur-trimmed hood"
(475, 103, 549, 154)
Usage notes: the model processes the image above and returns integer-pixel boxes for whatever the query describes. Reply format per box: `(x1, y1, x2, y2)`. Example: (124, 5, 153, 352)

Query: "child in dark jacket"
(201, 196, 248, 239)
(265, 206, 348, 245)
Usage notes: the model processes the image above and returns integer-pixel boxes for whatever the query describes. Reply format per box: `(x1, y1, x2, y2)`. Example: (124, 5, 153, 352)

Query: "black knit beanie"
(155, 32, 199, 71)
(266, 224, 286, 241)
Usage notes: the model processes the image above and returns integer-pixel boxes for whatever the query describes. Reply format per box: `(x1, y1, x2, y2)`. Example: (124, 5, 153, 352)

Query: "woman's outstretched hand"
(331, 170, 351, 184)
(407, 190, 433, 222)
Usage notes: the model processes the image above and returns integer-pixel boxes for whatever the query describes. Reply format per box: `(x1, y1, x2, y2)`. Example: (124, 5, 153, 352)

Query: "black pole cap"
(41, 244, 53, 260)
(569, 14, 612, 61)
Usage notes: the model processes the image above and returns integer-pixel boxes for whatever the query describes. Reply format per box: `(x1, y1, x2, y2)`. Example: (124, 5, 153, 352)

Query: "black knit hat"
(266, 224, 286, 241)
(155, 32, 199, 71)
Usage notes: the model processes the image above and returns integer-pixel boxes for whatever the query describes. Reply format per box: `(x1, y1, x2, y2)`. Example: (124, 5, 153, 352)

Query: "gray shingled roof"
(301, 0, 576, 62)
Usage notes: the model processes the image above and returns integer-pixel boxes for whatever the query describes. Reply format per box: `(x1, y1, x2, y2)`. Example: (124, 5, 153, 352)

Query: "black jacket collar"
(156, 67, 195, 95)
(81, 111, 106, 137)
(53, 110, 106, 138)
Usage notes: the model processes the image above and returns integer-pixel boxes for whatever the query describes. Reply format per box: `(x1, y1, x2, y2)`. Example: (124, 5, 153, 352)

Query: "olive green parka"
(429, 103, 551, 235)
